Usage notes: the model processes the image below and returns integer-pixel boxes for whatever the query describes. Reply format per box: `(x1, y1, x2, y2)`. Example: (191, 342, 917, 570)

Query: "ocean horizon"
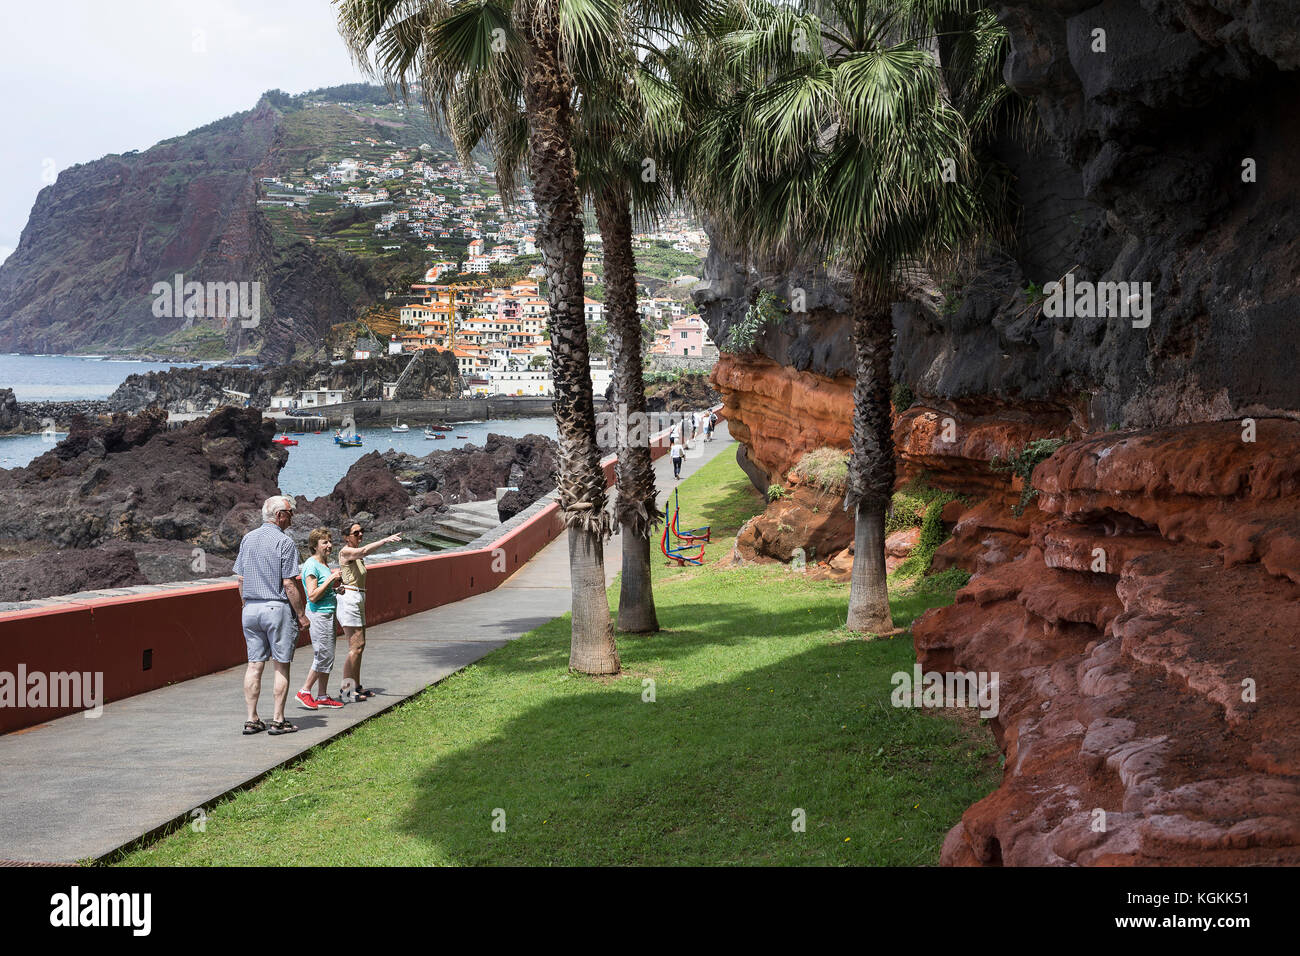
(0, 353, 211, 402)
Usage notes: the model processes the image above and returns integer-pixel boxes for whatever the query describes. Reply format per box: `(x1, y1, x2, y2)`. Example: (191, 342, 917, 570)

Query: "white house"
(299, 389, 347, 407)
(490, 369, 554, 397)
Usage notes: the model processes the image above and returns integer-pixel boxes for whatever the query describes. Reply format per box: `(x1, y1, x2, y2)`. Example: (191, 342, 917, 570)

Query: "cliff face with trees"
(698, 0, 1300, 865)
(701, 0, 1300, 489)
(0, 86, 456, 363)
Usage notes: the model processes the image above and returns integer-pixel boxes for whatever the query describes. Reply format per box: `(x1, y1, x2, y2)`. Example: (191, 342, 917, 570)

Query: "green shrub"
(790, 447, 849, 495)
(766, 483, 787, 501)
(722, 290, 783, 354)
(884, 477, 955, 535)
(916, 566, 971, 595)
(990, 437, 1068, 515)
(891, 382, 915, 412)
(889, 498, 948, 581)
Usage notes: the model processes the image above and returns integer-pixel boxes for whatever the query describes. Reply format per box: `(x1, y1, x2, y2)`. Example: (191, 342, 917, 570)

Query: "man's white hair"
(262, 495, 293, 522)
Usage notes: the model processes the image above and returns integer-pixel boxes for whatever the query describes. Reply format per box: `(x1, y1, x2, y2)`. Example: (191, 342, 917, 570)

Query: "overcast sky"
(0, 0, 373, 263)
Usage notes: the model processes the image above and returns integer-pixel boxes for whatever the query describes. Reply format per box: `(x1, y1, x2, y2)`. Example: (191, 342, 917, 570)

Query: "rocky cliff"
(914, 420, 1300, 865)
(694, 0, 1300, 865)
(0, 87, 455, 362)
(698, 0, 1300, 464)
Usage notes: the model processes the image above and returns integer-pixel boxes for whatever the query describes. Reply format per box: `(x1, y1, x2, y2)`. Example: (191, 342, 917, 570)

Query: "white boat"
(391, 421, 409, 432)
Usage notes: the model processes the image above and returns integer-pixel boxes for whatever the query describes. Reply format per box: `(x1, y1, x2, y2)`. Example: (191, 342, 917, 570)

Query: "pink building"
(663, 315, 711, 356)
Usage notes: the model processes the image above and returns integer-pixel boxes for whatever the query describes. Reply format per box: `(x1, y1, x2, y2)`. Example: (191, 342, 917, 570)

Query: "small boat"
(456, 434, 468, 439)
(423, 427, 442, 440)
(273, 436, 299, 446)
(336, 438, 363, 447)
(425, 424, 452, 432)
(391, 421, 409, 432)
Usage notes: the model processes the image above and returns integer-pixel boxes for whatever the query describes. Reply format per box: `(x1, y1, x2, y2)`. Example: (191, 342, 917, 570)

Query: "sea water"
(0, 353, 207, 401)
(0, 357, 561, 497)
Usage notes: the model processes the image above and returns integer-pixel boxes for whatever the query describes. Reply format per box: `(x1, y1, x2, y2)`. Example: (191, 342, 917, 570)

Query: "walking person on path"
(336, 520, 402, 701)
(705, 411, 717, 442)
(233, 495, 309, 736)
(671, 438, 684, 480)
(296, 528, 345, 711)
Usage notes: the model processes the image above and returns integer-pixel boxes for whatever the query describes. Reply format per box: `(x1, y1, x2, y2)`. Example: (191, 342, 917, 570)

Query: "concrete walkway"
(0, 423, 733, 863)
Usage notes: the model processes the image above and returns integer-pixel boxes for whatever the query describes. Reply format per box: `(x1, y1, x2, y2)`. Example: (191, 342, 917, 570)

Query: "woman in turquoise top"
(295, 527, 345, 710)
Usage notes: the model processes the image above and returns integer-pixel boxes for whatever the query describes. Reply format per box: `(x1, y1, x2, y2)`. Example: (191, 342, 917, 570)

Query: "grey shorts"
(306, 608, 336, 673)
(242, 601, 298, 664)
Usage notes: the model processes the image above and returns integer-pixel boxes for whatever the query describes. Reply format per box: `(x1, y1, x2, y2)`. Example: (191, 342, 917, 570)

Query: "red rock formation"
(717, 384, 1077, 574)
(731, 481, 854, 568)
(710, 353, 852, 482)
(894, 404, 1078, 497)
(914, 419, 1300, 865)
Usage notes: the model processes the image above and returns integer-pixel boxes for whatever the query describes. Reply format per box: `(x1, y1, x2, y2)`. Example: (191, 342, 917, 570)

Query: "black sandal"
(354, 686, 376, 700)
(267, 718, 298, 735)
(243, 719, 266, 735)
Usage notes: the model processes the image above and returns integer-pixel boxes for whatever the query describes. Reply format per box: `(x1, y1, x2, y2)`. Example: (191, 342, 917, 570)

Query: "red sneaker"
(313, 695, 344, 708)
(295, 690, 319, 710)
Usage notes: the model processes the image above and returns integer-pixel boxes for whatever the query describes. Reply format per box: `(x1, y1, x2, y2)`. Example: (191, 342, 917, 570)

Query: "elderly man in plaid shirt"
(233, 495, 309, 736)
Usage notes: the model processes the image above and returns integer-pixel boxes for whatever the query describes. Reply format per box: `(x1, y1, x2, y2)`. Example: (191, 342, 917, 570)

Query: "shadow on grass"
(394, 596, 998, 865)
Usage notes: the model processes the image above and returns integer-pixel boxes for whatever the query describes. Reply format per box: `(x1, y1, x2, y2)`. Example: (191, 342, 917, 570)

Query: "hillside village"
(257, 97, 720, 401)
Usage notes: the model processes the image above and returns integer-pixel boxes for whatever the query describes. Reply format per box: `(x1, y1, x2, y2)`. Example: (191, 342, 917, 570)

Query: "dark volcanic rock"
(695, 2, 1300, 428)
(0, 406, 284, 556)
(644, 373, 722, 413)
(289, 432, 560, 551)
(325, 451, 411, 523)
(385, 433, 560, 505)
(126, 540, 236, 584)
(108, 349, 460, 414)
(496, 489, 533, 522)
(0, 388, 34, 435)
(0, 545, 149, 603)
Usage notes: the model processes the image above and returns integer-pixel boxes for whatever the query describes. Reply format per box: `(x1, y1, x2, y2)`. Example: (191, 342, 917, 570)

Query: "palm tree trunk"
(523, 5, 619, 673)
(844, 275, 896, 635)
(596, 184, 660, 633)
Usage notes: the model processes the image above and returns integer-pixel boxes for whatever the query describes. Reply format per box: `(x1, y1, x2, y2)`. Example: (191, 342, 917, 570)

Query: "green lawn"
(113, 453, 997, 866)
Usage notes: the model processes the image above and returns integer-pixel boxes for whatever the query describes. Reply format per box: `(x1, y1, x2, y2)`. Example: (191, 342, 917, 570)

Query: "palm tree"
(678, 0, 1007, 634)
(456, 26, 692, 636)
(336, 0, 625, 672)
(575, 62, 683, 634)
